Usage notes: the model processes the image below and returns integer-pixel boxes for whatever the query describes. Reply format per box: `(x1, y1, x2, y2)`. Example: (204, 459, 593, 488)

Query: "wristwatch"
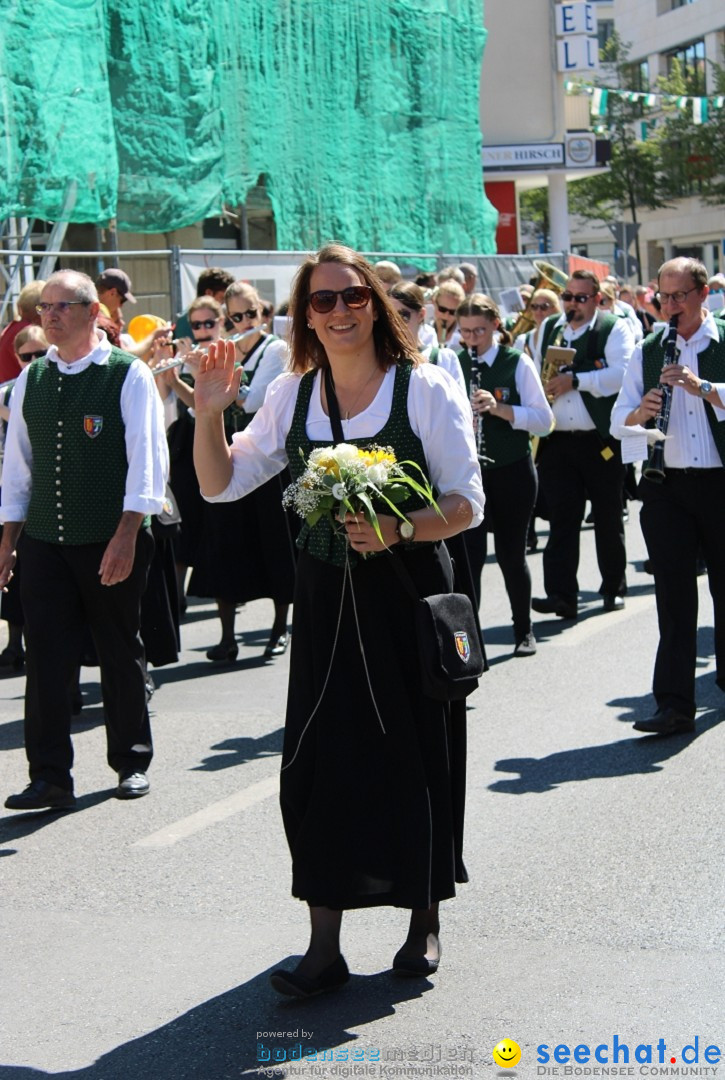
(571, 373, 580, 390)
(397, 518, 416, 543)
(700, 380, 713, 397)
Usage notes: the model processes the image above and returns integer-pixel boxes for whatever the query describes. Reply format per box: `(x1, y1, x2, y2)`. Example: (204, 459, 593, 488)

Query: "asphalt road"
(1, 506, 723, 1080)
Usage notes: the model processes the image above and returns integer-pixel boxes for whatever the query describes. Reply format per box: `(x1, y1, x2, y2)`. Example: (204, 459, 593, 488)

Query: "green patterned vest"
(23, 347, 146, 545)
(471, 347, 529, 470)
(285, 364, 432, 568)
(642, 319, 725, 467)
(540, 311, 619, 438)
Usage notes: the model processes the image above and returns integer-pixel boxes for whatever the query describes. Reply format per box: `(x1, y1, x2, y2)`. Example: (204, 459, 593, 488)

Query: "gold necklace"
(334, 367, 381, 420)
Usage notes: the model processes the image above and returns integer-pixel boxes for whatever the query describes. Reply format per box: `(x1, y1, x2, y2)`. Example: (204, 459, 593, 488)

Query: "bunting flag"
(591, 87, 609, 117)
(566, 80, 725, 123)
(693, 98, 708, 124)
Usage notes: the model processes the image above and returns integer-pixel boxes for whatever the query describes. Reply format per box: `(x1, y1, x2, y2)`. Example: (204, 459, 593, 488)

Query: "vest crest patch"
(83, 415, 103, 438)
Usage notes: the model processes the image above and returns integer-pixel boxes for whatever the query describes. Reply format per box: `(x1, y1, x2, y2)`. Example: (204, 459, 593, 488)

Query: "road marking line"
(133, 774, 279, 849)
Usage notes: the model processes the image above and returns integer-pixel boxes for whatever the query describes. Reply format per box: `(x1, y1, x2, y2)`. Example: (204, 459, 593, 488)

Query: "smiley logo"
(493, 1039, 522, 1068)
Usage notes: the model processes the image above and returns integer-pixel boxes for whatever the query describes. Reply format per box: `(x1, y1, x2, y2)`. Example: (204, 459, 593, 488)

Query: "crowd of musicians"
(0, 252, 723, 809)
(0, 250, 723, 995)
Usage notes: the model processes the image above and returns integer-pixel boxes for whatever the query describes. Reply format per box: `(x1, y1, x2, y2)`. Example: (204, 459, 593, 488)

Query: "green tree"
(519, 187, 550, 252)
(653, 53, 725, 206)
(567, 32, 670, 275)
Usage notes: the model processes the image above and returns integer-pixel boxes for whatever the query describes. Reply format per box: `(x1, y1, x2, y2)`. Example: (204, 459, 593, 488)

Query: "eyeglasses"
(229, 309, 258, 323)
(436, 303, 457, 316)
(17, 349, 47, 362)
(654, 287, 700, 305)
(529, 302, 552, 312)
(190, 318, 219, 331)
(561, 291, 596, 304)
(308, 286, 372, 314)
(36, 301, 90, 316)
(458, 326, 490, 338)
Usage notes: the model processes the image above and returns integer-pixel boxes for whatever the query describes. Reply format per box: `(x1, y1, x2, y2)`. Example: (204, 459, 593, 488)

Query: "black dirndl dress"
(279, 365, 468, 910)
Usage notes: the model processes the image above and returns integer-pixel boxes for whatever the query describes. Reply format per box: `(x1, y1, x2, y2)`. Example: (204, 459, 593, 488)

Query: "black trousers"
(640, 469, 725, 717)
(467, 454, 537, 639)
(19, 530, 154, 791)
(538, 430, 626, 604)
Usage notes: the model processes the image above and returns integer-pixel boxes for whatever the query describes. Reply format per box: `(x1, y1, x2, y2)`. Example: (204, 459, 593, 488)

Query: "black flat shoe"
(264, 633, 288, 659)
(206, 641, 238, 663)
(269, 955, 349, 998)
(392, 939, 441, 978)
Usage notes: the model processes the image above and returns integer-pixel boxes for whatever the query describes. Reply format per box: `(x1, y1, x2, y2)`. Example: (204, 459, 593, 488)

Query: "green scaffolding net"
(0, 0, 498, 253)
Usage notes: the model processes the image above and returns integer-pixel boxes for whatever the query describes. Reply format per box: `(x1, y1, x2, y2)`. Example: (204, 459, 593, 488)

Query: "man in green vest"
(0, 270, 169, 809)
(532, 269, 635, 621)
(611, 257, 725, 735)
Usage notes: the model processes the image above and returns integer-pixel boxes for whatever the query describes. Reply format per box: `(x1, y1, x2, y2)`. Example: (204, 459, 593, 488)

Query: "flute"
(642, 314, 679, 483)
(0, 324, 267, 394)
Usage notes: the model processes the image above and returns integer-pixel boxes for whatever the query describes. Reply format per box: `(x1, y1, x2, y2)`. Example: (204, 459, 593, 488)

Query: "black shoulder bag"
(325, 367, 483, 702)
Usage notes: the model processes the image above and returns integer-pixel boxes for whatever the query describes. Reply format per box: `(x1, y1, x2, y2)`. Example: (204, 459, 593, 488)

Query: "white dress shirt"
(241, 336, 289, 414)
(203, 363, 485, 528)
(473, 343, 554, 437)
(419, 342, 467, 397)
(547, 312, 634, 432)
(610, 312, 725, 468)
(0, 333, 169, 523)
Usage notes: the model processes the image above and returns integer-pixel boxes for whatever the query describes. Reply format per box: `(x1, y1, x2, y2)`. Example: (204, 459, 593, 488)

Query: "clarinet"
(642, 314, 679, 484)
(469, 344, 494, 466)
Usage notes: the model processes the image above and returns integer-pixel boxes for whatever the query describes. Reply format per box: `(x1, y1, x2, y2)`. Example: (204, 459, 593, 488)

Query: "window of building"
(665, 39, 706, 94)
(598, 19, 614, 51)
(657, 0, 699, 12)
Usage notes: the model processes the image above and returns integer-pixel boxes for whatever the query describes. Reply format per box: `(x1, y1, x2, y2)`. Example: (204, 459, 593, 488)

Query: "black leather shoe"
(206, 641, 238, 663)
(264, 633, 289, 660)
(602, 594, 625, 612)
(633, 709, 695, 736)
(116, 770, 150, 799)
(269, 955, 349, 998)
(532, 596, 577, 620)
(0, 646, 25, 671)
(5, 779, 76, 811)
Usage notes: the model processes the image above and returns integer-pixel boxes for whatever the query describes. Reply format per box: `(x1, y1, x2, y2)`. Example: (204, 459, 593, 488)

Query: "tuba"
(509, 259, 569, 342)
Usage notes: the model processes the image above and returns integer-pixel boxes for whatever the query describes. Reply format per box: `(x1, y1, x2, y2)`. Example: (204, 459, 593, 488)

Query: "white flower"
(366, 463, 387, 485)
(332, 443, 360, 463)
(331, 482, 346, 500)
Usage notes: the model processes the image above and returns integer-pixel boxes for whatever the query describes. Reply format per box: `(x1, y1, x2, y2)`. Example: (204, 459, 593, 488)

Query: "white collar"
(46, 330, 111, 369)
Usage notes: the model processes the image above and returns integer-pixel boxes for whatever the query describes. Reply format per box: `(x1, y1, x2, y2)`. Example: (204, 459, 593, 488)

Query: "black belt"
(550, 429, 598, 437)
(665, 467, 725, 475)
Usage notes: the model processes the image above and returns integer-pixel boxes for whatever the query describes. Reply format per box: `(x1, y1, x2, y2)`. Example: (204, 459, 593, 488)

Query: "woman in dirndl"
(192, 244, 484, 997)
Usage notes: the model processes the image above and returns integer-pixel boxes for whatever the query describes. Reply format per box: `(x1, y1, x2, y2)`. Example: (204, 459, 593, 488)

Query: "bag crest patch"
(83, 415, 103, 438)
(454, 631, 471, 663)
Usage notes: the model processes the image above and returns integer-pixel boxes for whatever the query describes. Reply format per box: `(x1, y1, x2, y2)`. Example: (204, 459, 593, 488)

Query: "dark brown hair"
(288, 243, 420, 373)
(457, 293, 512, 346)
(570, 269, 600, 292)
(389, 281, 425, 311)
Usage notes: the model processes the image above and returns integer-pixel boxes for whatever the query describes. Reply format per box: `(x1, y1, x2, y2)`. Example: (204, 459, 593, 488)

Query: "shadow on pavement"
(0, 964, 433, 1079)
(489, 709, 722, 794)
(193, 729, 284, 771)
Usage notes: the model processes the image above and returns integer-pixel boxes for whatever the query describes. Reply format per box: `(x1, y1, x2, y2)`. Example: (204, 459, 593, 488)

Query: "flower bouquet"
(282, 443, 440, 546)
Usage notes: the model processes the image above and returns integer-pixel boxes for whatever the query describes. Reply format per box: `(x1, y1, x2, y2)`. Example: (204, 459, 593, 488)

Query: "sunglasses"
(308, 286, 372, 314)
(436, 303, 457, 316)
(229, 309, 258, 323)
(36, 301, 90, 315)
(395, 309, 413, 322)
(561, 292, 595, 303)
(529, 302, 552, 311)
(598, 298, 613, 306)
(190, 318, 219, 331)
(17, 349, 47, 361)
